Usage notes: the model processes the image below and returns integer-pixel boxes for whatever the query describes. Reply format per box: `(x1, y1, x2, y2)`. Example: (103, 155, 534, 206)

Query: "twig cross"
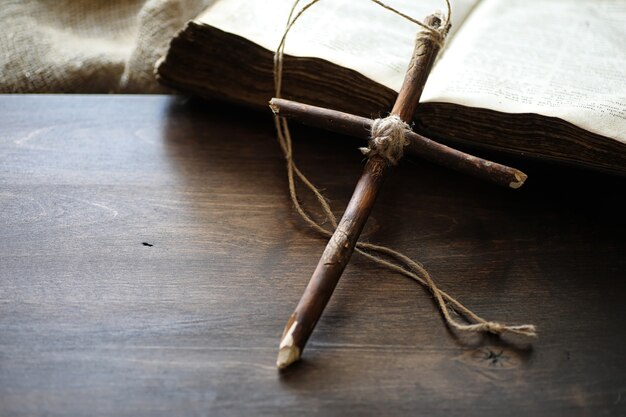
(270, 14, 527, 369)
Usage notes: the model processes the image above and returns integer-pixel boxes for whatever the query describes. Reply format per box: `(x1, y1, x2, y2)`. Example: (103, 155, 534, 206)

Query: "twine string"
(272, 0, 537, 338)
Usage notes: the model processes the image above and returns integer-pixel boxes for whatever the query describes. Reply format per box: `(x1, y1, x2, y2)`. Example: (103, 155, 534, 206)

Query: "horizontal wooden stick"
(269, 98, 527, 189)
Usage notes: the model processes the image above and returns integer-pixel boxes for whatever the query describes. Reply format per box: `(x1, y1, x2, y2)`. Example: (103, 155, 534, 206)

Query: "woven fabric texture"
(0, 0, 212, 93)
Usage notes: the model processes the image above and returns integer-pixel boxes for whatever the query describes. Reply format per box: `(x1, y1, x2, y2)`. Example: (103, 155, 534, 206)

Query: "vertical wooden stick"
(277, 15, 445, 369)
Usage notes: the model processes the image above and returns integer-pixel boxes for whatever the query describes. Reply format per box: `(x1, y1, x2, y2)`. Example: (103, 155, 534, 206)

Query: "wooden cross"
(270, 15, 527, 369)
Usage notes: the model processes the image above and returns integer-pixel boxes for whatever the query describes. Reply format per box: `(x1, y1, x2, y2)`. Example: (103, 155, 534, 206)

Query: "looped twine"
(370, 1, 451, 49)
(272, 0, 537, 340)
(416, 10, 451, 49)
(360, 115, 411, 165)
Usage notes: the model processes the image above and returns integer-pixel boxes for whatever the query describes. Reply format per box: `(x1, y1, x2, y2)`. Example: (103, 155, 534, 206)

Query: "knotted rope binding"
(361, 115, 412, 165)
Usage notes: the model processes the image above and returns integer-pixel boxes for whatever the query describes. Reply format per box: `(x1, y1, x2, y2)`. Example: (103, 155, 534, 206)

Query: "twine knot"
(360, 115, 411, 165)
(482, 322, 505, 334)
(460, 321, 537, 337)
(417, 10, 451, 49)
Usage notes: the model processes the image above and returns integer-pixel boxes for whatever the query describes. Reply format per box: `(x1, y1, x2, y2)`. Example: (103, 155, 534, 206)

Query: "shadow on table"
(160, 96, 626, 400)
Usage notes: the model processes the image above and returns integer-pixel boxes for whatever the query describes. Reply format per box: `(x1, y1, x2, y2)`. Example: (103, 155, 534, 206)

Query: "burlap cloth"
(0, 0, 213, 93)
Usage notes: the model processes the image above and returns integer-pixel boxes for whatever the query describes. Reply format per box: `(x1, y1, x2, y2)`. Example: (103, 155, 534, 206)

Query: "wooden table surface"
(1, 95, 625, 416)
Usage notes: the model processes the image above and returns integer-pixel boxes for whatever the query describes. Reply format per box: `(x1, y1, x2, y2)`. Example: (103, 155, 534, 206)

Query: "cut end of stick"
(509, 170, 528, 189)
(276, 317, 300, 369)
(276, 345, 301, 370)
(269, 99, 280, 114)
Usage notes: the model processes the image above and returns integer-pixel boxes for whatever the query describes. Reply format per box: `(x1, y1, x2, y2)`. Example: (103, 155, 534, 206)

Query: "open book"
(156, 0, 626, 174)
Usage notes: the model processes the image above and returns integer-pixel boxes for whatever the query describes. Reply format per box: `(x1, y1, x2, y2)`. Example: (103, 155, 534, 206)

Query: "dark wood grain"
(1, 95, 625, 416)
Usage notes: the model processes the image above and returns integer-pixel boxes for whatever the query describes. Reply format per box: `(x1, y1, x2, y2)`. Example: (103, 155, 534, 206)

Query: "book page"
(421, 0, 626, 143)
(198, 0, 478, 92)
